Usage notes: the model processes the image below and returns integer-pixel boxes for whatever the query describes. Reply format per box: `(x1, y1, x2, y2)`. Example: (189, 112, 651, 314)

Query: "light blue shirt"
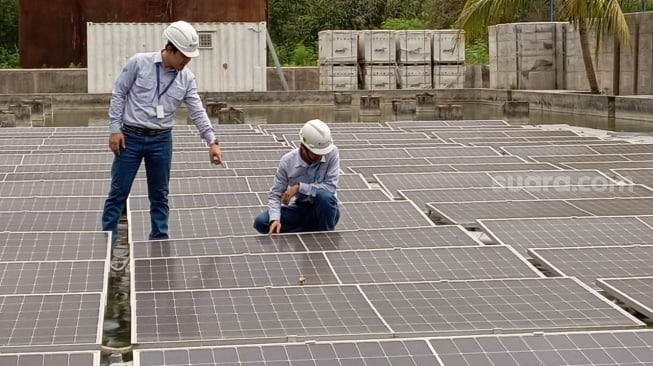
(268, 146, 340, 222)
(108, 51, 216, 143)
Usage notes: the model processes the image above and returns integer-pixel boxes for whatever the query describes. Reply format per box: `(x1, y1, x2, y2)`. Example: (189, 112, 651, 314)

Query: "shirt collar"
(294, 148, 326, 167)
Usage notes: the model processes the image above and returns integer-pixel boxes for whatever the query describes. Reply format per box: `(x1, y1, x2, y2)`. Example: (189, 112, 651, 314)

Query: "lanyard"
(156, 63, 178, 100)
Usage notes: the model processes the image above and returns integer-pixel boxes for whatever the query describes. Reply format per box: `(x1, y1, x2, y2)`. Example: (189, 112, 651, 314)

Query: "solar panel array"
(3, 120, 653, 364)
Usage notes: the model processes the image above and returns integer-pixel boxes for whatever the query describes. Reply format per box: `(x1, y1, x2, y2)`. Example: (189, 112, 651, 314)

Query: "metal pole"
(550, 0, 555, 22)
(265, 27, 289, 91)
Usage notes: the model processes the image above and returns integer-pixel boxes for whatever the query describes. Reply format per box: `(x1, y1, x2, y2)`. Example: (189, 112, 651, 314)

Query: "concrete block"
(218, 107, 244, 124)
(206, 101, 227, 117)
(360, 95, 381, 116)
(503, 101, 529, 117)
(333, 93, 352, 110)
(392, 99, 417, 115)
(0, 111, 16, 127)
(8, 104, 31, 126)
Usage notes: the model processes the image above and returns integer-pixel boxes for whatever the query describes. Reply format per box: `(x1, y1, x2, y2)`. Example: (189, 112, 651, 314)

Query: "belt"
(122, 124, 172, 136)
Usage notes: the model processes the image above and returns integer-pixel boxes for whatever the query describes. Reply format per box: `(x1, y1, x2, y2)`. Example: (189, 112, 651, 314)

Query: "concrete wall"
(0, 66, 487, 94)
(490, 11, 653, 95)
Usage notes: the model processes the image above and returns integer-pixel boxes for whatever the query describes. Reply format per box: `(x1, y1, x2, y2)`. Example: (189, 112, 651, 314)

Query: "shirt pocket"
(168, 85, 187, 102)
(132, 77, 155, 95)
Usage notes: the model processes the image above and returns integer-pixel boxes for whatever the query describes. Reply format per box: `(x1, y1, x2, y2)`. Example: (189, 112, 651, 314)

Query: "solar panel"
(597, 276, 653, 319)
(134, 252, 338, 291)
(129, 192, 262, 210)
(0, 293, 103, 351)
(426, 199, 591, 227)
(530, 153, 629, 164)
(0, 165, 16, 173)
(337, 201, 434, 230)
(430, 330, 653, 366)
(529, 245, 653, 290)
(339, 157, 431, 169)
(360, 277, 644, 336)
(130, 205, 264, 241)
(0, 196, 105, 211)
(349, 164, 456, 180)
(425, 156, 526, 164)
(477, 216, 653, 256)
(487, 170, 615, 187)
(385, 120, 450, 129)
(623, 153, 653, 161)
(133, 285, 390, 346)
(326, 246, 541, 284)
(224, 160, 283, 168)
(506, 129, 580, 138)
(132, 234, 307, 259)
(135, 339, 439, 365)
(0, 179, 109, 196)
(405, 146, 499, 158)
(502, 145, 597, 158)
(399, 187, 536, 204)
(0, 211, 103, 232)
(2, 171, 110, 181)
(290, 224, 481, 252)
(132, 177, 249, 195)
(232, 167, 278, 176)
(566, 197, 653, 216)
(562, 161, 653, 172)
(376, 172, 498, 197)
(451, 162, 559, 172)
(524, 184, 653, 199)
(612, 168, 653, 186)
(21, 153, 112, 165)
(0, 232, 109, 261)
(0, 155, 23, 165)
(338, 147, 412, 160)
(433, 130, 513, 142)
(0, 351, 100, 366)
(0, 260, 107, 294)
(590, 143, 653, 155)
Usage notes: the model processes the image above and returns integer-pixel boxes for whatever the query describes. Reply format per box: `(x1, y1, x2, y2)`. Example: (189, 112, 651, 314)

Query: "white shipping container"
(433, 64, 465, 88)
(318, 30, 358, 64)
(87, 22, 267, 93)
(396, 30, 432, 64)
(358, 30, 396, 64)
(363, 65, 397, 90)
(398, 65, 432, 89)
(433, 30, 466, 63)
(319, 65, 358, 90)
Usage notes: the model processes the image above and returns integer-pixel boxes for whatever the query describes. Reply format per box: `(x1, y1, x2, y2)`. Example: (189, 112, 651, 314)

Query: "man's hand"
(209, 144, 224, 166)
(282, 184, 300, 205)
(269, 220, 281, 234)
(109, 132, 125, 156)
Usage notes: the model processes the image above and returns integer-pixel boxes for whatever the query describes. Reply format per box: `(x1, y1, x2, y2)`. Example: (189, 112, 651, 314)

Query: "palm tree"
(454, 0, 638, 93)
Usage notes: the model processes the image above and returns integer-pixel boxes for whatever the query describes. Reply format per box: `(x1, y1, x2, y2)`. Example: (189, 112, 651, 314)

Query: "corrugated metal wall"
(19, 0, 267, 68)
(87, 22, 267, 93)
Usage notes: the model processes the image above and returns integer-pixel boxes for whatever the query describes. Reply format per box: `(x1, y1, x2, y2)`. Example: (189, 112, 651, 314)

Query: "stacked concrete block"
(358, 30, 397, 90)
(396, 30, 432, 89)
(433, 30, 466, 89)
(489, 22, 567, 90)
(318, 30, 359, 90)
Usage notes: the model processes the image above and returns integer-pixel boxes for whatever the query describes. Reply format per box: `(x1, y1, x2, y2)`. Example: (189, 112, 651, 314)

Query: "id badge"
(156, 105, 164, 119)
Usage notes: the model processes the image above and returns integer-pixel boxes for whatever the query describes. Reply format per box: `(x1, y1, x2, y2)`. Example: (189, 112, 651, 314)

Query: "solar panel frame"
(529, 153, 629, 164)
(129, 192, 263, 210)
(590, 143, 653, 155)
(0, 231, 110, 262)
(325, 245, 542, 284)
(132, 285, 392, 347)
(528, 245, 653, 290)
(0, 351, 101, 366)
(256, 188, 393, 204)
(404, 146, 500, 158)
(565, 197, 653, 216)
(429, 329, 653, 366)
(0, 179, 109, 196)
(360, 277, 644, 337)
(0, 292, 104, 352)
(0, 210, 103, 232)
(524, 184, 653, 199)
(398, 187, 537, 204)
(597, 276, 653, 319)
(426, 199, 592, 227)
(135, 338, 442, 366)
(477, 216, 653, 257)
(132, 233, 307, 259)
(0, 260, 108, 295)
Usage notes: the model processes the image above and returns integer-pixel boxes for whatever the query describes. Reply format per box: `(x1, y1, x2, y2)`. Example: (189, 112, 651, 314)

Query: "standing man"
(102, 20, 223, 244)
(253, 119, 340, 234)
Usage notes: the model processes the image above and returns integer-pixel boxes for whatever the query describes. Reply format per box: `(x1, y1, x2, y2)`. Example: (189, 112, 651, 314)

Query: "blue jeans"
(253, 189, 340, 234)
(102, 129, 172, 244)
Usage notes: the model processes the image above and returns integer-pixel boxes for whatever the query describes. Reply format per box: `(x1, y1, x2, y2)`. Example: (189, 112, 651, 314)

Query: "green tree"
(0, 0, 18, 49)
(455, 0, 643, 93)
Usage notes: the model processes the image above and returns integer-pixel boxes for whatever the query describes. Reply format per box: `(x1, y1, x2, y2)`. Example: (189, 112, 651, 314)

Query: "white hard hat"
(163, 21, 200, 58)
(299, 119, 334, 155)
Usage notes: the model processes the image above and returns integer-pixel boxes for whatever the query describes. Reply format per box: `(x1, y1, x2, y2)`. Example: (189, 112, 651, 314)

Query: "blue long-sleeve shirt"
(108, 51, 216, 143)
(268, 146, 340, 222)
